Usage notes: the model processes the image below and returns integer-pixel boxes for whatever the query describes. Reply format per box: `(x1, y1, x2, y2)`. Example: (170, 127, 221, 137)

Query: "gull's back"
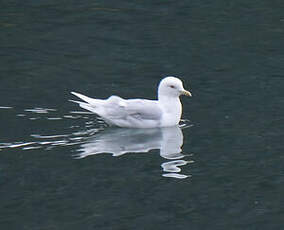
(71, 92, 163, 128)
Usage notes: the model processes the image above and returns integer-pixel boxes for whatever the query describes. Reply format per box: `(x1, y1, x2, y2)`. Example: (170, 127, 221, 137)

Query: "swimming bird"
(70, 76, 191, 128)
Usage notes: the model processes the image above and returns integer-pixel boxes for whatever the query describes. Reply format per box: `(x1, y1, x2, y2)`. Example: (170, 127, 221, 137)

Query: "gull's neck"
(158, 94, 182, 126)
(158, 94, 182, 110)
(158, 93, 180, 102)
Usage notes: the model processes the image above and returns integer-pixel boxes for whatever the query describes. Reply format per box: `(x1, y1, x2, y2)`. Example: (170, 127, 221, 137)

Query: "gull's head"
(158, 76, 192, 99)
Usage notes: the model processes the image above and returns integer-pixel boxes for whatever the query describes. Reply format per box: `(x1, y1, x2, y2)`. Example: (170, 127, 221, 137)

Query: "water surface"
(1, 0, 283, 229)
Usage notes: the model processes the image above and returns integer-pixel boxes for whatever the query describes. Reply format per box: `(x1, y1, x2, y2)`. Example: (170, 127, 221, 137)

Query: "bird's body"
(71, 76, 191, 128)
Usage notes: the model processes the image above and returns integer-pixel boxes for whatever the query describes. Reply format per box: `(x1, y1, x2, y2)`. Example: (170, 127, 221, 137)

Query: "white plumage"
(70, 76, 191, 128)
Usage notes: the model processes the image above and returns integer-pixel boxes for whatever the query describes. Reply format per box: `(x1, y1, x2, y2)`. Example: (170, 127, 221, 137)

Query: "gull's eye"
(169, 85, 175, 89)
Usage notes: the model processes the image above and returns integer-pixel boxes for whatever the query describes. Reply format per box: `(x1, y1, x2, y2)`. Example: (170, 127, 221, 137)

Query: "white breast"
(159, 97, 182, 127)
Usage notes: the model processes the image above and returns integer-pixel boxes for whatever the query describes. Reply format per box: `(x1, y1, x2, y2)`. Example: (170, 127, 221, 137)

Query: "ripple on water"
(46, 117, 63, 120)
(24, 108, 57, 114)
(1, 106, 101, 151)
(0, 128, 101, 151)
(162, 173, 191, 179)
(1, 106, 194, 179)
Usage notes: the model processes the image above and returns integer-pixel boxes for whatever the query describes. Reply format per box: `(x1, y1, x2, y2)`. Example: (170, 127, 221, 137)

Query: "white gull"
(70, 76, 191, 128)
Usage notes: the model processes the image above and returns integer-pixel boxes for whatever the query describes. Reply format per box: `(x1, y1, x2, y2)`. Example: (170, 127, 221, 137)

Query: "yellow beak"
(180, 89, 192, 97)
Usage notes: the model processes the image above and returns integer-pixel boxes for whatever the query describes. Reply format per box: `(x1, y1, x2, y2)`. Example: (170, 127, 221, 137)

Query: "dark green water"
(1, 1, 284, 229)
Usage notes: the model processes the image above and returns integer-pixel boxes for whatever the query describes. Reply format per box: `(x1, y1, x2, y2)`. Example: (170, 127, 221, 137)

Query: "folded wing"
(70, 92, 162, 127)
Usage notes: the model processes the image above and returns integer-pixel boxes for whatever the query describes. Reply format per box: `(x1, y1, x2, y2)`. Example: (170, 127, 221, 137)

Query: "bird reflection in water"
(75, 125, 193, 179)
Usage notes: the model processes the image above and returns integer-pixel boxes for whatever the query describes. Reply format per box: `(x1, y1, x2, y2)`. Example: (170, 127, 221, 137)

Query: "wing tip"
(69, 99, 81, 104)
(71, 91, 79, 96)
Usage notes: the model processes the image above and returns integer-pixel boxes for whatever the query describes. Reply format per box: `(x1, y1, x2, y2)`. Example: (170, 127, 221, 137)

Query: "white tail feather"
(78, 102, 97, 113)
(71, 92, 100, 105)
